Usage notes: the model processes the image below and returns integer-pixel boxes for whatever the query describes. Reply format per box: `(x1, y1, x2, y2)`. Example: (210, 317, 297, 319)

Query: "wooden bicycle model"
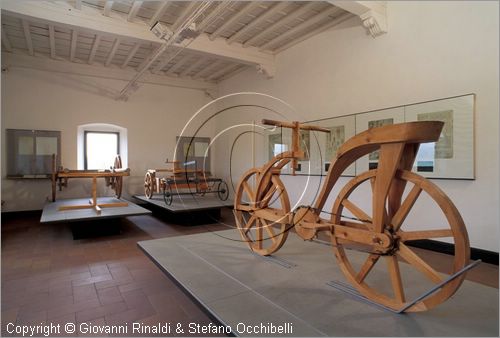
(144, 159, 229, 205)
(51, 154, 130, 214)
(234, 119, 472, 312)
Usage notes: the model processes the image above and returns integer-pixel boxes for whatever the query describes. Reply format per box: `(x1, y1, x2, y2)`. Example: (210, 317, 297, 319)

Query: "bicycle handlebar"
(261, 119, 330, 133)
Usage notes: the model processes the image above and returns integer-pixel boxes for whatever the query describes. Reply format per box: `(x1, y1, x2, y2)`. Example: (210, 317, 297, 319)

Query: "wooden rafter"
(227, 2, 288, 44)
(172, 2, 198, 30)
(1, 28, 13, 52)
(103, 1, 113, 17)
(105, 37, 121, 67)
(48, 24, 56, 58)
(88, 34, 101, 64)
(274, 12, 353, 53)
(243, 2, 316, 47)
(179, 57, 206, 77)
(165, 55, 192, 75)
(70, 29, 78, 62)
(21, 20, 34, 56)
(209, 1, 262, 40)
(259, 6, 340, 51)
(206, 63, 237, 80)
(121, 42, 141, 68)
(127, 1, 143, 22)
(149, 1, 171, 26)
(192, 59, 223, 79)
(196, 2, 230, 33)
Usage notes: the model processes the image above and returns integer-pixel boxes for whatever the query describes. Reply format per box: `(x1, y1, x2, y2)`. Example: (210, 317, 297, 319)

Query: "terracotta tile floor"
(2, 210, 229, 337)
(2, 208, 498, 337)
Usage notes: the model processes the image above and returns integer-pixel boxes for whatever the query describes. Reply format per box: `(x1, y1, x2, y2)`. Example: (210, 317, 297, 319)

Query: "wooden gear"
(51, 154, 130, 214)
(144, 160, 229, 205)
(234, 118, 471, 312)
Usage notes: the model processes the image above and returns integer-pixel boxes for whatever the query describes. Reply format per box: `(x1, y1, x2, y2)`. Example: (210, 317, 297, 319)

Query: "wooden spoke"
(243, 214, 257, 233)
(356, 254, 380, 283)
(261, 219, 278, 244)
(386, 255, 405, 302)
(391, 185, 422, 231)
(399, 229, 453, 242)
(256, 222, 263, 249)
(261, 183, 278, 206)
(398, 243, 442, 284)
(242, 181, 254, 202)
(342, 199, 372, 223)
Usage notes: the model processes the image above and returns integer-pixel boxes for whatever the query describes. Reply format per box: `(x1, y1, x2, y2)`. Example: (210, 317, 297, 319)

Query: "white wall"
(216, 1, 499, 252)
(1, 68, 212, 211)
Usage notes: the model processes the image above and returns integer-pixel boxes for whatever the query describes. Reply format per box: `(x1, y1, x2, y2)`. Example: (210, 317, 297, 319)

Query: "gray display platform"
(138, 229, 499, 337)
(40, 197, 151, 223)
(134, 194, 233, 213)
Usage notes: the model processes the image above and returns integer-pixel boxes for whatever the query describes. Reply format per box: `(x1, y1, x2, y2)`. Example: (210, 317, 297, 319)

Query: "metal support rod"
(327, 259, 482, 314)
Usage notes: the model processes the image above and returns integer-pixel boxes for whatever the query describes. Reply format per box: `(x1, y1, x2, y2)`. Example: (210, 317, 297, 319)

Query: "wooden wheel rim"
(144, 172, 154, 199)
(217, 180, 229, 201)
(234, 168, 291, 256)
(331, 169, 470, 312)
(163, 184, 173, 205)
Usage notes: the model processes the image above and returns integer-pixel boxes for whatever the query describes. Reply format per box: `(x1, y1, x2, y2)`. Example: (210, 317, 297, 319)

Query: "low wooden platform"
(138, 230, 498, 337)
(134, 194, 233, 213)
(40, 197, 151, 223)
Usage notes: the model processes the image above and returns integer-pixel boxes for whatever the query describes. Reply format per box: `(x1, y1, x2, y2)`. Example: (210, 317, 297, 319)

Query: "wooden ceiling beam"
(328, 1, 387, 37)
(165, 55, 192, 75)
(88, 34, 101, 64)
(243, 2, 316, 47)
(179, 57, 206, 77)
(48, 24, 56, 58)
(21, 20, 34, 56)
(172, 1, 198, 30)
(2, 1, 275, 77)
(149, 1, 171, 26)
(121, 42, 141, 68)
(196, 2, 231, 33)
(227, 2, 288, 44)
(206, 63, 237, 81)
(127, 1, 143, 22)
(1, 28, 13, 52)
(273, 12, 353, 53)
(259, 6, 340, 51)
(105, 37, 121, 66)
(2, 51, 216, 91)
(192, 59, 223, 79)
(70, 29, 78, 61)
(209, 1, 261, 40)
(103, 1, 113, 17)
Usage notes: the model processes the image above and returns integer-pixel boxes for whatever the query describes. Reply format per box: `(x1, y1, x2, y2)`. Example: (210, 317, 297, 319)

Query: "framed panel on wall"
(355, 107, 405, 173)
(6, 129, 61, 178)
(404, 94, 475, 179)
(301, 115, 356, 176)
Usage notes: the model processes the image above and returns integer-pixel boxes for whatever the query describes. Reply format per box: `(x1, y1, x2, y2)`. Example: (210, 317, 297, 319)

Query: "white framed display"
(404, 94, 475, 179)
(355, 107, 405, 173)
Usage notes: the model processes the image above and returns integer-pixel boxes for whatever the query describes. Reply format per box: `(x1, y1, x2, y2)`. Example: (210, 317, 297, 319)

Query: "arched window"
(77, 123, 128, 170)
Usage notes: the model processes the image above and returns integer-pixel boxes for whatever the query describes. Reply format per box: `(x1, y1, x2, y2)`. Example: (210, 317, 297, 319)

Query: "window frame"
(84, 130, 120, 170)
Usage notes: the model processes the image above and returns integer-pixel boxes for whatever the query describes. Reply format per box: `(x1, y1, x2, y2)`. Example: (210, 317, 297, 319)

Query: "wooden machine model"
(234, 119, 475, 313)
(51, 154, 130, 214)
(144, 160, 229, 205)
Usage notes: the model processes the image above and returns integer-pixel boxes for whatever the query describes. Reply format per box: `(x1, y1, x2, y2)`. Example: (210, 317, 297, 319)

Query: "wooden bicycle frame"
(235, 118, 471, 312)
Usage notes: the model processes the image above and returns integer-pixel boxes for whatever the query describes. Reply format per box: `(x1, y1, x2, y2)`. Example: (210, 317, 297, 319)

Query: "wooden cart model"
(51, 154, 130, 214)
(234, 119, 477, 313)
(144, 160, 229, 205)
